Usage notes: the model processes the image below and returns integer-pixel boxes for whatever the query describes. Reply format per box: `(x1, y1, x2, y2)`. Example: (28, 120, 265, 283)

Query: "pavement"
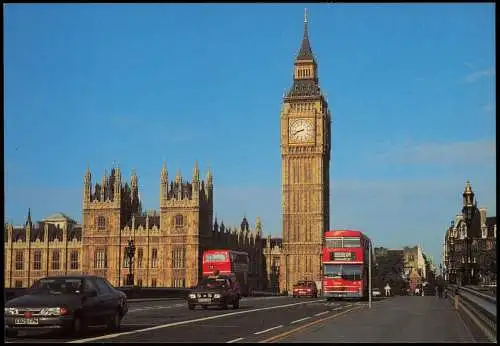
(274, 295, 477, 343)
(5, 295, 477, 343)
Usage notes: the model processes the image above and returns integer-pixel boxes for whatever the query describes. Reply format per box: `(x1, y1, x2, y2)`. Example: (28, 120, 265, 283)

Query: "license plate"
(198, 298, 211, 303)
(14, 318, 39, 325)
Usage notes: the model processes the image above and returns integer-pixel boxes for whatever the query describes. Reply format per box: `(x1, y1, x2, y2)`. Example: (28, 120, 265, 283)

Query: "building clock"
(289, 119, 314, 143)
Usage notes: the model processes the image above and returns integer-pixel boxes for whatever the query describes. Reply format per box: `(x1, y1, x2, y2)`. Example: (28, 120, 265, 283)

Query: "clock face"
(289, 119, 314, 143)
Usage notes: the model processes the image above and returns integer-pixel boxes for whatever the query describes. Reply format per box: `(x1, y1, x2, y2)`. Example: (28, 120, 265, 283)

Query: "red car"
(292, 280, 318, 298)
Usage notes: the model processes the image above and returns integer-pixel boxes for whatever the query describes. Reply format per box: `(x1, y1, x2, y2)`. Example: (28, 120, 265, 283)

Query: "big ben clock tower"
(280, 10, 331, 293)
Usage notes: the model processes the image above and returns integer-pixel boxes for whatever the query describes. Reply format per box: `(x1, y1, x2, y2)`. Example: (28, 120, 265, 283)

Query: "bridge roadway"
(6, 295, 477, 343)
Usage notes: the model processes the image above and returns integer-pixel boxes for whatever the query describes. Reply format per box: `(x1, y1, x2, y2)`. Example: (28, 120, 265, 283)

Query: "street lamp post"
(368, 241, 372, 309)
(463, 206, 473, 286)
(126, 239, 136, 286)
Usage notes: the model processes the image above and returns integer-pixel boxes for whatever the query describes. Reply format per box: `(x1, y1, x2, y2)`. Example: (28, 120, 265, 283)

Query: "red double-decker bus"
(202, 249, 250, 296)
(322, 230, 372, 300)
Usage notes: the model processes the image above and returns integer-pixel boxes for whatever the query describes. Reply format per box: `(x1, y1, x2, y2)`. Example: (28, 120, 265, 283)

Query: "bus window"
(325, 238, 342, 248)
(343, 238, 361, 248)
(205, 253, 227, 262)
(342, 265, 362, 280)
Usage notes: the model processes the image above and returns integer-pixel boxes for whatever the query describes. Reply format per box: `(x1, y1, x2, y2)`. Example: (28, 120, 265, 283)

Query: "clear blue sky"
(4, 4, 496, 266)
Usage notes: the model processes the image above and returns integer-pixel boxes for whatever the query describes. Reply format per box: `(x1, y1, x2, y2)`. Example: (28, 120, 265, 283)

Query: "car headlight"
(40, 307, 68, 316)
(213, 294, 221, 299)
(4, 307, 18, 315)
(188, 294, 196, 299)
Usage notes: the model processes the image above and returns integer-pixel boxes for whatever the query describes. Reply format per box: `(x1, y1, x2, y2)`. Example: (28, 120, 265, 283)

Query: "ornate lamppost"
(462, 205, 474, 286)
(449, 236, 455, 284)
(126, 238, 136, 286)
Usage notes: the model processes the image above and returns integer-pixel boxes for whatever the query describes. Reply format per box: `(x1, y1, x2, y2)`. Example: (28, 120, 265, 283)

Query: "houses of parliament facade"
(4, 164, 279, 289)
(4, 13, 329, 293)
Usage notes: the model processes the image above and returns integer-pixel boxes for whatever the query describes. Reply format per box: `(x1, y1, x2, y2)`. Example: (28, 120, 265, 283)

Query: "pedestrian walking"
(384, 283, 391, 296)
(438, 280, 444, 298)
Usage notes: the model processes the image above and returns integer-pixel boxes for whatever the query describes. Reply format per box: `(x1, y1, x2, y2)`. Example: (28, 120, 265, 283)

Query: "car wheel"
(6, 330, 18, 338)
(232, 297, 240, 309)
(202, 305, 208, 310)
(107, 310, 121, 331)
(188, 303, 195, 310)
(220, 300, 228, 310)
(70, 315, 85, 336)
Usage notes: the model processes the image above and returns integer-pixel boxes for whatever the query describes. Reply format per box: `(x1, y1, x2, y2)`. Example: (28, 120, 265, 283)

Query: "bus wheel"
(188, 304, 195, 310)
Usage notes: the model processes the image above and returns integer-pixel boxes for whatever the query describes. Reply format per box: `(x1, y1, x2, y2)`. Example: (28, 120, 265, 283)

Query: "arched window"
(175, 215, 184, 228)
(96, 216, 106, 231)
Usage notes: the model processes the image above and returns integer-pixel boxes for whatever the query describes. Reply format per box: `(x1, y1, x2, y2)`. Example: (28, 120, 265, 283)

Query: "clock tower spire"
(279, 10, 332, 294)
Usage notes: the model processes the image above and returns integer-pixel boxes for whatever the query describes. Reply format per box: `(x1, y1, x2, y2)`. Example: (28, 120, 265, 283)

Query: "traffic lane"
(126, 295, 289, 311)
(83, 299, 346, 343)
(4, 325, 144, 343)
(121, 296, 301, 326)
(5, 296, 299, 343)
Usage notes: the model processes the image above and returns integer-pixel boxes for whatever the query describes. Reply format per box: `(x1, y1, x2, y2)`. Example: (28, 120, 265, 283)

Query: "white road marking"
(254, 325, 284, 335)
(290, 316, 311, 324)
(128, 305, 176, 313)
(333, 307, 342, 311)
(126, 297, 307, 313)
(314, 311, 329, 317)
(68, 299, 324, 343)
(345, 304, 352, 307)
(226, 337, 244, 343)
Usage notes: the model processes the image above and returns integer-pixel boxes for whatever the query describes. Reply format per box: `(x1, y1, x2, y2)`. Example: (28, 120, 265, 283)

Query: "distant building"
(403, 245, 427, 280)
(374, 246, 431, 293)
(443, 181, 496, 285)
(4, 210, 83, 288)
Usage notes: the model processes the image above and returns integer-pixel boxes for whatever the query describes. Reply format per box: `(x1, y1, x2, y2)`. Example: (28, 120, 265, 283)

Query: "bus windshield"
(323, 264, 362, 281)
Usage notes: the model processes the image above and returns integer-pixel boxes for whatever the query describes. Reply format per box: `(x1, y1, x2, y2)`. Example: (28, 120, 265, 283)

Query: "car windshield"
(30, 278, 83, 295)
(197, 277, 228, 289)
(323, 264, 362, 281)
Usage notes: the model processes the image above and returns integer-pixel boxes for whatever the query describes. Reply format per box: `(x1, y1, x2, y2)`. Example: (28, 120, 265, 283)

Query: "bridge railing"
(445, 284, 497, 343)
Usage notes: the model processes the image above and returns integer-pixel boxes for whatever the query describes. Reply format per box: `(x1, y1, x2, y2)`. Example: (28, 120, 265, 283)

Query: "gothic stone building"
(4, 212, 83, 288)
(4, 163, 267, 289)
(443, 181, 497, 285)
(263, 236, 283, 292)
(280, 13, 331, 292)
(81, 163, 265, 288)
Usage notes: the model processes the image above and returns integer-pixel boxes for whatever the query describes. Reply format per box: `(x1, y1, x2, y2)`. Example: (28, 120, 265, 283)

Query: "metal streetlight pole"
(368, 241, 372, 309)
(126, 239, 136, 286)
